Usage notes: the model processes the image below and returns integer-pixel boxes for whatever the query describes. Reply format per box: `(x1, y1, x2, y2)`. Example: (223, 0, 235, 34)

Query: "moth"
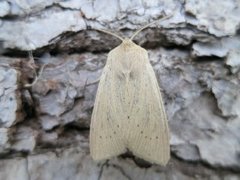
(90, 15, 171, 165)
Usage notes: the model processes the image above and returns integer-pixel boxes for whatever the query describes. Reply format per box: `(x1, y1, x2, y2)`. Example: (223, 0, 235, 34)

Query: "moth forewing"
(90, 50, 127, 161)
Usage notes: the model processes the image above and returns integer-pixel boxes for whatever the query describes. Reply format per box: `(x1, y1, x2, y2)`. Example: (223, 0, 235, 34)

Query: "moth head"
(122, 38, 134, 45)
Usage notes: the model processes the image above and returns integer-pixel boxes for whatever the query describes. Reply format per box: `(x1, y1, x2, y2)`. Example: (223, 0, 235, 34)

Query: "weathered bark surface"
(0, 0, 240, 179)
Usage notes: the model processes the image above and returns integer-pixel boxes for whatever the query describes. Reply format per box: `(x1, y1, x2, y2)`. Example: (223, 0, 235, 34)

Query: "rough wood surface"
(0, 0, 240, 179)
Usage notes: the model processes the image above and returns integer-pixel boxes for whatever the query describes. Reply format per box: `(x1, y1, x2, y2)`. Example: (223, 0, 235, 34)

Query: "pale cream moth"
(90, 15, 172, 165)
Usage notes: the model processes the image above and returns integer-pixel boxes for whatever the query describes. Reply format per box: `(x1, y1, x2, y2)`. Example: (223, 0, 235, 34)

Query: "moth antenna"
(130, 14, 173, 40)
(95, 29, 124, 41)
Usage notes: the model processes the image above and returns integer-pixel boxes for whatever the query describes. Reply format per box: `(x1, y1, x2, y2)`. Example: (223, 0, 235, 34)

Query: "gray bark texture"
(0, 0, 240, 179)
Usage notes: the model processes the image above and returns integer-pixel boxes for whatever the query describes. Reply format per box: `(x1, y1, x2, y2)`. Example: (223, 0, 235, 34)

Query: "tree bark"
(0, 0, 240, 179)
